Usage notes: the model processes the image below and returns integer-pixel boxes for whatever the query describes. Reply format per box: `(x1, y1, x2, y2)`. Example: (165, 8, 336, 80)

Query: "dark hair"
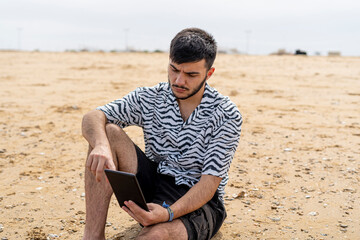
(170, 28, 217, 70)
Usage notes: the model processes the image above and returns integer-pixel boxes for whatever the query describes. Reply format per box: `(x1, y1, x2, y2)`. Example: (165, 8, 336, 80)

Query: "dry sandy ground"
(0, 52, 359, 239)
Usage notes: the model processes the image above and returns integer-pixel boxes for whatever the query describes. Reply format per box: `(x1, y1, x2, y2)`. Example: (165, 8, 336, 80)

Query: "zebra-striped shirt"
(97, 82, 242, 200)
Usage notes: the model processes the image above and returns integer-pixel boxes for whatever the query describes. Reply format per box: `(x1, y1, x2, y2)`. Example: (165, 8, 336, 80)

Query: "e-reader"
(104, 169, 149, 211)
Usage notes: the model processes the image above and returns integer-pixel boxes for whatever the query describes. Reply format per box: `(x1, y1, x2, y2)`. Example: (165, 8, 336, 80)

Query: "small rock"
(308, 211, 318, 216)
(233, 191, 246, 199)
(76, 210, 85, 215)
(81, 193, 85, 197)
(284, 148, 292, 152)
(305, 195, 311, 199)
(339, 224, 348, 228)
(0, 224, 3, 232)
(343, 188, 356, 193)
(36, 187, 43, 190)
(0, 149, 6, 153)
(48, 233, 59, 238)
(269, 217, 281, 222)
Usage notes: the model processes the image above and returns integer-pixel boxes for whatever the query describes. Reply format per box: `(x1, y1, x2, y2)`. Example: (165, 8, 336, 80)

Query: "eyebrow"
(169, 63, 200, 75)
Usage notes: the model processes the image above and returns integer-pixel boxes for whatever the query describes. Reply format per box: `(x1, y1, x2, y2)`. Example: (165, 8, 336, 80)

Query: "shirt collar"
(165, 82, 215, 105)
(164, 83, 217, 118)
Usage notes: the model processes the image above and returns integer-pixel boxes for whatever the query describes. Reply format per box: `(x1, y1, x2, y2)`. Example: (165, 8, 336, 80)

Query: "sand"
(0, 51, 359, 239)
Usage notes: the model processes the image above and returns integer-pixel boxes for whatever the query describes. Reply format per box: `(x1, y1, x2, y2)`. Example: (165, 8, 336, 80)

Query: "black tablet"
(105, 169, 149, 211)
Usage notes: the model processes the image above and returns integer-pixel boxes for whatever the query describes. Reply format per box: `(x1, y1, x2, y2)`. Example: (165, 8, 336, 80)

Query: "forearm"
(170, 175, 221, 219)
(82, 109, 109, 148)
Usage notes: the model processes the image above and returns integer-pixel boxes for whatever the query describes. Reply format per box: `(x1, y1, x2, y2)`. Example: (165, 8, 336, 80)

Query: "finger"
(122, 205, 141, 223)
(105, 158, 116, 171)
(95, 157, 106, 182)
(125, 200, 146, 217)
(90, 155, 99, 175)
(147, 203, 157, 210)
(86, 154, 93, 171)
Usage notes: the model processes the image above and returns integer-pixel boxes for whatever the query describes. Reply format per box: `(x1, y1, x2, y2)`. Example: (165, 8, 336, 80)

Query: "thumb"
(106, 159, 116, 171)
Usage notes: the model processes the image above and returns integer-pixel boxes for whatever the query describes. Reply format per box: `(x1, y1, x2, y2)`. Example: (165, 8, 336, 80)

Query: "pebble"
(342, 188, 356, 193)
(81, 193, 85, 197)
(233, 191, 246, 199)
(0, 224, 3, 232)
(284, 148, 292, 152)
(339, 224, 348, 228)
(48, 234, 59, 238)
(269, 217, 281, 222)
(0, 149, 6, 153)
(308, 211, 318, 216)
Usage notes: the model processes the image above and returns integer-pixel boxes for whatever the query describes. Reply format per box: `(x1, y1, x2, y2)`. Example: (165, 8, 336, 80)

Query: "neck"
(177, 85, 205, 121)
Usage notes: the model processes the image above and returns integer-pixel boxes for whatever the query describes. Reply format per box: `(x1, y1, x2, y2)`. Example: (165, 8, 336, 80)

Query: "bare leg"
(136, 220, 188, 240)
(83, 124, 138, 240)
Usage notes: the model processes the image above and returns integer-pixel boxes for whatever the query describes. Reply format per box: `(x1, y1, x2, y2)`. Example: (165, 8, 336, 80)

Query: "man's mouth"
(172, 85, 189, 92)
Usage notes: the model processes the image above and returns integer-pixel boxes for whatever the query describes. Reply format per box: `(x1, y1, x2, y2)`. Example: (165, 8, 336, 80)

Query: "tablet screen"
(105, 169, 149, 211)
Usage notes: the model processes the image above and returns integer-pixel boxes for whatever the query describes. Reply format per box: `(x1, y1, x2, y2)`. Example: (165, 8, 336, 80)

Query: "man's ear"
(206, 67, 215, 80)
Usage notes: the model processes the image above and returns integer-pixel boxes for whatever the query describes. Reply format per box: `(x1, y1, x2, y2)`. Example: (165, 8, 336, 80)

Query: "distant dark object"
(270, 49, 292, 56)
(295, 49, 307, 55)
(328, 51, 341, 57)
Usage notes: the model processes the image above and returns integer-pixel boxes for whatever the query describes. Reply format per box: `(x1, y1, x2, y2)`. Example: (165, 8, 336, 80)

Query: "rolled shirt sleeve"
(96, 88, 144, 128)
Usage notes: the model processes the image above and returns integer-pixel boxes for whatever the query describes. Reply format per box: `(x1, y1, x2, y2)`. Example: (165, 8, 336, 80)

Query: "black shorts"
(134, 145, 227, 240)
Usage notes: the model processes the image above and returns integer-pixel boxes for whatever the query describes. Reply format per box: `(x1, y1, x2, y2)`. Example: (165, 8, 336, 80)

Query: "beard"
(168, 75, 207, 100)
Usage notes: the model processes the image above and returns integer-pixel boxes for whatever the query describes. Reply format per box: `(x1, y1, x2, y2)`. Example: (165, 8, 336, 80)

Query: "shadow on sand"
(107, 223, 224, 239)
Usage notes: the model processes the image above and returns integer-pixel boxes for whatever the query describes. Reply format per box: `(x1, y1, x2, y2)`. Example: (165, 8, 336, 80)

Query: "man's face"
(168, 59, 214, 101)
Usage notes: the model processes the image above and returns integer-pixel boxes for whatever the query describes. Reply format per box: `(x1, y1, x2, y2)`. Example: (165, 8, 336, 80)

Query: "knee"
(105, 123, 125, 142)
(105, 123, 121, 135)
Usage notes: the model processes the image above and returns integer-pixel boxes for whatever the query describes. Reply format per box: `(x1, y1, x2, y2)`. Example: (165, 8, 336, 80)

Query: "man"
(82, 28, 242, 240)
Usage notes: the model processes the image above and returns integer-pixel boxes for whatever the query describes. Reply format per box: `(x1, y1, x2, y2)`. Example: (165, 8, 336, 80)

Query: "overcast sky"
(1, 0, 359, 55)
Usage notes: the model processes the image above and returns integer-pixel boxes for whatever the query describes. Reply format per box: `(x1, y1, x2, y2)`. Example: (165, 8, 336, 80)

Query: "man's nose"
(175, 73, 186, 85)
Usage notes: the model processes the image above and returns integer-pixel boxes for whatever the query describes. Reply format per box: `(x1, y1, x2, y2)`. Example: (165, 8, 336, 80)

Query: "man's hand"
(122, 201, 169, 227)
(86, 144, 116, 182)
